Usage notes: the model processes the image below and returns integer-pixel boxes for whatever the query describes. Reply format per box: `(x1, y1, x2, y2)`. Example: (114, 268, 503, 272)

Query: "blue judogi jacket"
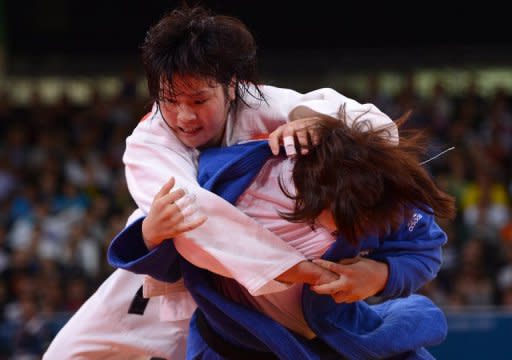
(109, 141, 448, 359)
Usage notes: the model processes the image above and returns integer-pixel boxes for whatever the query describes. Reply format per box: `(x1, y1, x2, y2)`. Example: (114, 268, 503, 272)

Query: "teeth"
(181, 127, 200, 134)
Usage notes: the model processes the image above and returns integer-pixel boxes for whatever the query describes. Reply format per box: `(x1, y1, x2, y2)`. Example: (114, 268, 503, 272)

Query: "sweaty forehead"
(160, 76, 219, 98)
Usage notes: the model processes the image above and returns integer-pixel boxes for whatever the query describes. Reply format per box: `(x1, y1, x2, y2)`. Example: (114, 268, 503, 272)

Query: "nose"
(177, 105, 197, 123)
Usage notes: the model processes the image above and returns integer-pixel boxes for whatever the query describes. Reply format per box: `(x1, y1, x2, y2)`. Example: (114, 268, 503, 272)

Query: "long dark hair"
(141, 5, 264, 108)
(280, 110, 457, 245)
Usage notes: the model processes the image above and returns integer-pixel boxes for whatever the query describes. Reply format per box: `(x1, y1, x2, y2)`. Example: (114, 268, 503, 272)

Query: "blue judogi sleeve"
(107, 217, 182, 283)
(369, 211, 447, 299)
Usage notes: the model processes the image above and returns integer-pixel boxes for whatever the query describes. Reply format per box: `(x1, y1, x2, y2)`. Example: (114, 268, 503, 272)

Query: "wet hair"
(280, 110, 457, 245)
(141, 5, 263, 108)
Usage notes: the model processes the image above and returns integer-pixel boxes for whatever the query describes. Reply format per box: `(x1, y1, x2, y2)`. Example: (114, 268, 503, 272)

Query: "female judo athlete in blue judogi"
(108, 115, 456, 359)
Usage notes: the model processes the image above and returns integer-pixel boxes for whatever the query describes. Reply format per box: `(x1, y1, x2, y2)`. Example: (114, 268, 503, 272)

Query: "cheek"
(201, 106, 226, 131)
(160, 106, 177, 126)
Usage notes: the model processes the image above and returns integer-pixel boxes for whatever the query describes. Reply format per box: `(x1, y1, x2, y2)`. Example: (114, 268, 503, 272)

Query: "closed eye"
(159, 99, 177, 107)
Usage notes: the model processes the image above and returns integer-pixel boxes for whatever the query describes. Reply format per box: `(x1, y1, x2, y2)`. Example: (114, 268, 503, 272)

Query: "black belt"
(195, 310, 279, 360)
(127, 285, 150, 315)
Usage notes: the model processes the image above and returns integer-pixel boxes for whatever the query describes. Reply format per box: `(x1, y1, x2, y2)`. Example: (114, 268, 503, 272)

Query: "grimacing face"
(158, 75, 235, 148)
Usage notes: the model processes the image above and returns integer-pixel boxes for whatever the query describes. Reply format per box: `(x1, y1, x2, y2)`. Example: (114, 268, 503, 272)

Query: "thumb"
(156, 177, 175, 199)
(338, 257, 361, 265)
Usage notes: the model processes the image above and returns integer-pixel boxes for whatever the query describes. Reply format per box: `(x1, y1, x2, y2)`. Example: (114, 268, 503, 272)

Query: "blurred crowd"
(0, 72, 511, 358)
(364, 74, 512, 310)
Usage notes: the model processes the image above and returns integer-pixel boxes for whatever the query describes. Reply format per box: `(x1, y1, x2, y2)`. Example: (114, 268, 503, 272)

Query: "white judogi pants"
(43, 269, 189, 360)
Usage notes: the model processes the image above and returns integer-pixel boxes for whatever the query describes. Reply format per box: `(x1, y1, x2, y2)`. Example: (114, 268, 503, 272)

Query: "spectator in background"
(462, 172, 509, 242)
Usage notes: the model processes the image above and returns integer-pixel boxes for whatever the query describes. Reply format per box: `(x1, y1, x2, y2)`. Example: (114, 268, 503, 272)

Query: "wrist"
(276, 260, 337, 285)
(142, 218, 159, 250)
(374, 260, 389, 293)
(275, 260, 310, 284)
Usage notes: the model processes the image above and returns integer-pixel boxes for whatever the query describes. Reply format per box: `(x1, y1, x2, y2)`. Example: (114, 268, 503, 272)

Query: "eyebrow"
(191, 89, 210, 96)
(160, 86, 213, 100)
(174, 89, 211, 97)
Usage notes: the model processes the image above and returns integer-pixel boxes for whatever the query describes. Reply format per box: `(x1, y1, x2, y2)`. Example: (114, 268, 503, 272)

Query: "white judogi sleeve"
(123, 85, 397, 296)
(225, 85, 398, 145)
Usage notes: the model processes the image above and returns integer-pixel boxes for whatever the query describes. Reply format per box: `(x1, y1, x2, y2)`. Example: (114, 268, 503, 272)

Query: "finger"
(174, 194, 207, 229)
(156, 177, 176, 199)
(163, 205, 185, 226)
(332, 292, 349, 304)
(311, 278, 347, 295)
(158, 191, 186, 223)
(268, 125, 285, 155)
(174, 193, 197, 213)
(180, 202, 206, 225)
(338, 257, 361, 265)
(294, 130, 310, 155)
(166, 188, 186, 204)
(176, 214, 208, 233)
(309, 128, 321, 147)
(344, 298, 358, 304)
(283, 135, 297, 157)
(333, 292, 359, 304)
(312, 259, 346, 274)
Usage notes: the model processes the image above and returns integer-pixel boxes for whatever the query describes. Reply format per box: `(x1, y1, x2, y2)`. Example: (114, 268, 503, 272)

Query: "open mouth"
(179, 126, 202, 135)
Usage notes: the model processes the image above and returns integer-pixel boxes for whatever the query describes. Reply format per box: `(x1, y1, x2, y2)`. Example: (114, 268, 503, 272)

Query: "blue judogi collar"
(198, 140, 274, 204)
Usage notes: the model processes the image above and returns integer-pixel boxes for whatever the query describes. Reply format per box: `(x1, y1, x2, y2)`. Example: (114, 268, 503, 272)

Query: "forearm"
(276, 260, 338, 286)
(366, 259, 389, 296)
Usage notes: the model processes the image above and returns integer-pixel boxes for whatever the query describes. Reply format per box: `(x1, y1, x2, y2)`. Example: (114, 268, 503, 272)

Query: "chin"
(179, 137, 201, 148)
